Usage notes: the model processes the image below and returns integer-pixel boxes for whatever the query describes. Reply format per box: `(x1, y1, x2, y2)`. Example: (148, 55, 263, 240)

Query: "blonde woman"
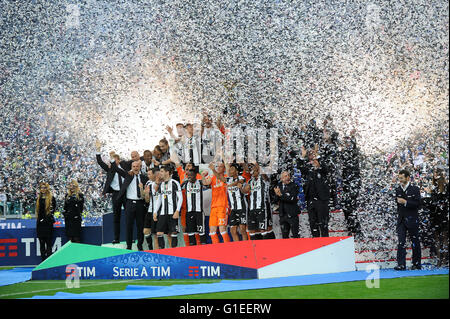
(63, 180, 84, 243)
(36, 182, 56, 261)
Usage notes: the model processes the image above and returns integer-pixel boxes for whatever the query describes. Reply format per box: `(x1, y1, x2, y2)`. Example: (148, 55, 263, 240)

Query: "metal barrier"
(0, 200, 23, 219)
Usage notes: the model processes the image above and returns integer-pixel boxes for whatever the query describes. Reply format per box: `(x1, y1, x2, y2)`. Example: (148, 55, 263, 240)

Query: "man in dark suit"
(297, 145, 330, 237)
(394, 169, 422, 270)
(340, 133, 362, 236)
(112, 160, 149, 250)
(274, 171, 300, 238)
(95, 142, 124, 244)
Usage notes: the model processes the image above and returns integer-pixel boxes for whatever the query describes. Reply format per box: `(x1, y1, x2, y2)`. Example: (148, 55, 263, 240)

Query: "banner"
(0, 226, 102, 266)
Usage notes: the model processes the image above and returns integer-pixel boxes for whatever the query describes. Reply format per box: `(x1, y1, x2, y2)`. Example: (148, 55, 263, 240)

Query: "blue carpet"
(27, 268, 449, 299)
(0, 267, 34, 287)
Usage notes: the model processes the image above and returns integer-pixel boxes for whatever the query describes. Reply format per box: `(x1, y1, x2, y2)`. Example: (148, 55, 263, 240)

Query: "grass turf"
(0, 275, 447, 299)
(157, 275, 449, 299)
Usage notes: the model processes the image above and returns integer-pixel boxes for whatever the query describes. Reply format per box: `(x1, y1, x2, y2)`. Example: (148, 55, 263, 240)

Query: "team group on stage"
(33, 114, 448, 270)
(92, 114, 359, 252)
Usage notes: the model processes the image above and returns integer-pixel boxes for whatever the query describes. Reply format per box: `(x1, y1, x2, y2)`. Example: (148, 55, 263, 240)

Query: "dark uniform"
(395, 183, 422, 269)
(36, 196, 56, 261)
(275, 181, 300, 239)
(340, 136, 362, 235)
(429, 184, 449, 234)
(63, 193, 84, 243)
(297, 157, 330, 237)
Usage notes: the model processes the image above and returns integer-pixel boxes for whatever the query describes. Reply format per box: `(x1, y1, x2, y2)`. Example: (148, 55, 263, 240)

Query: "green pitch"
(0, 275, 447, 299)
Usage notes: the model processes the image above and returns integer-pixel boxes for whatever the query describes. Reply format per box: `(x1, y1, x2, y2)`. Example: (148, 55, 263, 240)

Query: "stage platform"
(31, 237, 356, 280)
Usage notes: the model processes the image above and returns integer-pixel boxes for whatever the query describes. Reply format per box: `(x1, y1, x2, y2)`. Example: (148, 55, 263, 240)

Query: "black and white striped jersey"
(201, 128, 223, 158)
(145, 181, 160, 214)
(181, 179, 204, 213)
(248, 176, 271, 211)
(226, 176, 248, 211)
(154, 179, 183, 215)
(181, 135, 201, 165)
(141, 160, 154, 175)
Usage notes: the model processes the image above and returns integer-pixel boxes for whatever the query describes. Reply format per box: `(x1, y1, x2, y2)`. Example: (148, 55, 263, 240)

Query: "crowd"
(0, 103, 109, 217)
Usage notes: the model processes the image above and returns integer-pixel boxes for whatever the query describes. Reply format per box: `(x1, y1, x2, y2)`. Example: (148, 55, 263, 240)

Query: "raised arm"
(166, 126, 182, 143)
(96, 153, 110, 172)
(209, 162, 226, 183)
(110, 159, 128, 179)
(201, 169, 212, 186)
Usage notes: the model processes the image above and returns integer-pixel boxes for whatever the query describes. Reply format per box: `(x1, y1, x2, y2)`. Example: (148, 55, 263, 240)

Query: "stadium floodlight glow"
(96, 85, 187, 157)
(343, 85, 436, 156)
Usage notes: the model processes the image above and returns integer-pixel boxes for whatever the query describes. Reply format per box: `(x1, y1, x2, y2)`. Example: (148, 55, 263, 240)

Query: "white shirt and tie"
(127, 174, 143, 201)
(110, 166, 124, 191)
(96, 153, 124, 192)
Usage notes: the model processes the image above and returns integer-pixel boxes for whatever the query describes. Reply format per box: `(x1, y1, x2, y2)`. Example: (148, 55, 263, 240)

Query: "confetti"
(0, 1, 447, 257)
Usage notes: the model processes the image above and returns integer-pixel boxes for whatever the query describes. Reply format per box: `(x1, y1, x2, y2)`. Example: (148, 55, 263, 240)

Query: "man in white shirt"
(112, 160, 149, 250)
(95, 141, 125, 244)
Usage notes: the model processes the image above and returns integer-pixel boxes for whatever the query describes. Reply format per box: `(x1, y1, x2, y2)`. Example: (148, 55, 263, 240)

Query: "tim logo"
(188, 266, 199, 277)
(0, 238, 18, 257)
(188, 266, 221, 278)
(66, 264, 80, 288)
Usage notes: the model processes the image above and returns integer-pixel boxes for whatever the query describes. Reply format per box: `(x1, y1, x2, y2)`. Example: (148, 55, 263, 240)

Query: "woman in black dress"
(63, 180, 84, 243)
(429, 169, 449, 267)
(35, 182, 56, 261)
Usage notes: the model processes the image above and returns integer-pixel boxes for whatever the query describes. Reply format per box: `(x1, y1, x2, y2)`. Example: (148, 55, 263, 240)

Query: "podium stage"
(31, 236, 355, 280)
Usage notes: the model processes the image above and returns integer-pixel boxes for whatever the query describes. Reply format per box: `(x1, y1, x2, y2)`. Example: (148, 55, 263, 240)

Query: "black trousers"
(397, 215, 421, 267)
(280, 214, 300, 239)
(307, 200, 329, 237)
(341, 189, 361, 234)
(125, 199, 146, 249)
(111, 191, 123, 241)
(38, 236, 53, 261)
